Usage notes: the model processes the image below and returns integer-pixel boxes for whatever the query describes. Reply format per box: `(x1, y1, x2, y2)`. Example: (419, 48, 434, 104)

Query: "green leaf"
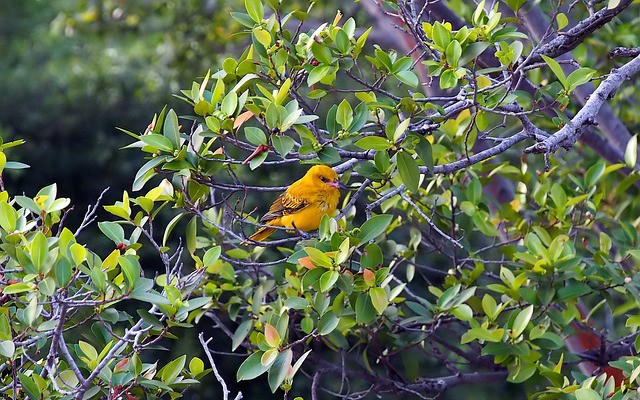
(466, 179, 482, 204)
(232, 320, 253, 351)
(451, 304, 473, 321)
(336, 100, 353, 130)
(261, 350, 276, 367)
(304, 247, 333, 268)
(238, 352, 270, 381)
(79, 341, 98, 360)
(395, 70, 419, 87)
(4, 161, 29, 170)
(0, 315, 9, 340)
(311, 42, 333, 65)
(393, 118, 411, 142)
(566, 68, 595, 91)
(357, 214, 393, 243)
(511, 305, 533, 338)
(557, 283, 591, 301)
(608, 0, 622, 9)
(445, 40, 462, 68)
(437, 284, 461, 309)
(301, 317, 314, 334)
(221, 91, 238, 116)
(0, 202, 17, 232)
(284, 297, 308, 310)
(355, 136, 391, 151)
(137, 309, 163, 328)
(335, 29, 350, 53)
(432, 22, 451, 50)
(440, 69, 458, 90)
(15, 195, 41, 214)
(290, 350, 312, 382)
(190, 357, 205, 376)
(133, 155, 167, 192)
(459, 42, 490, 65)
(550, 183, 567, 210)
(391, 57, 413, 74)
(397, 152, 419, 192)
(272, 135, 295, 156)
(355, 292, 377, 324)
(186, 216, 197, 256)
(585, 160, 606, 187)
(541, 55, 567, 89)
(361, 243, 383, 270)
(19, 374, 40, 399)
(24, 297, 40, 326)
(163, 109, 181, 149)
(245, 0, 264, 23)
(275, 78, 291, 106)
(31, 232, 48, 272)
(55, 258, 73, 287)
(245, 127, 267, 146)
(140, 134, 174, 152)
(625, 134, 637, 168)
(307, 89, 327, 99)
(318, 146, 341, 165)
(574, 388, 601, 400)
(268, 349, 293, 393)
(369, 287, 388, 314)
(413, 135, 434, 175)
(162, 214, 183, 247)
(3, 282, 33, 295)
(505, 0, 527, 11)
(203, 246, 222, 268)
(308, 65, 331, 86)
(160, 355, 186, 384)
(320, 270, 339, 292)
(119, 255, 141, 288)
(99, 221, 126, 244)
(318, 312, 339, 335)
(556, 13, 568, 30)
(0, 340, 15, 358)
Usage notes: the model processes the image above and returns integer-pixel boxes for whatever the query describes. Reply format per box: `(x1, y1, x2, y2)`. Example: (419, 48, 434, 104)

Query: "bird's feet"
(291, 222, 310, 240)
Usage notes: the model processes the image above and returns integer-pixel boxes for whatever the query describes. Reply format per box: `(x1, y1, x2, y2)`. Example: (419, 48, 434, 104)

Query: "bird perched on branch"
(245, 165, 347, 244)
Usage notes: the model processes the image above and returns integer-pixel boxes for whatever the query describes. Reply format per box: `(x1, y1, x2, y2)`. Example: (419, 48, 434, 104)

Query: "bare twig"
(199, 333, 243, 400)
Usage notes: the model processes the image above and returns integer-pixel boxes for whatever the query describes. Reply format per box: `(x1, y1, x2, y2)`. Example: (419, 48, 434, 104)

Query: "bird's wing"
(260, 191, 309, 222)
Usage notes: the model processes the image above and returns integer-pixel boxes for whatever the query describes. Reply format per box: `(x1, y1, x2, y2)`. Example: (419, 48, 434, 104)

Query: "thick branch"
(610, 47, 640, 59)
(520, 6, 634, 161)
(525, 54, 640, 154)
(527, 0, 634, 65)
(426, 131, 531, 175)
(406, 370, 509, 395)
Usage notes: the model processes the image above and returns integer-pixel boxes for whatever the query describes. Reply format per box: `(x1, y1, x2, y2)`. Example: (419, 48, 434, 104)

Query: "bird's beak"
(328, 179, 348, 190)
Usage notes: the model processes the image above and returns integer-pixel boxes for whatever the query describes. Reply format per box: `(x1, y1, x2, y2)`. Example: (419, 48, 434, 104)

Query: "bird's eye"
(319, 176, 327, 182)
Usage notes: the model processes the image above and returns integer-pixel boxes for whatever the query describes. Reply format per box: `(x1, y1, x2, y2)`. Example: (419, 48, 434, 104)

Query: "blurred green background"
(0, 0, 243, 222)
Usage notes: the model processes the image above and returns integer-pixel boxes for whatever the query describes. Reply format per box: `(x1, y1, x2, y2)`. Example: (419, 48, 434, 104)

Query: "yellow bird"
(246, 165, 347, 243)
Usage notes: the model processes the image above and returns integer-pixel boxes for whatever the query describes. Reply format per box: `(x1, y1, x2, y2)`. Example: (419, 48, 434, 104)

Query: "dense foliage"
(1, 0, 640, 399)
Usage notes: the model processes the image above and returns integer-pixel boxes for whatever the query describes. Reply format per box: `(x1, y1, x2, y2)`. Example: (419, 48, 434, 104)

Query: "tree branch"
(525, 54, 640, 154)
(527, 0, 634, 65)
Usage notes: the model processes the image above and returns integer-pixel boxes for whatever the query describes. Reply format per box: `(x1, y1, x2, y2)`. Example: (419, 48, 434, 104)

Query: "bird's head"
(305, 165, 348, 192)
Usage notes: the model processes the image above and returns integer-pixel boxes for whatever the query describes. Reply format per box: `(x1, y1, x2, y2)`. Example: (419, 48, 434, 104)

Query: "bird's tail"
(242, 227, 276, 245)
